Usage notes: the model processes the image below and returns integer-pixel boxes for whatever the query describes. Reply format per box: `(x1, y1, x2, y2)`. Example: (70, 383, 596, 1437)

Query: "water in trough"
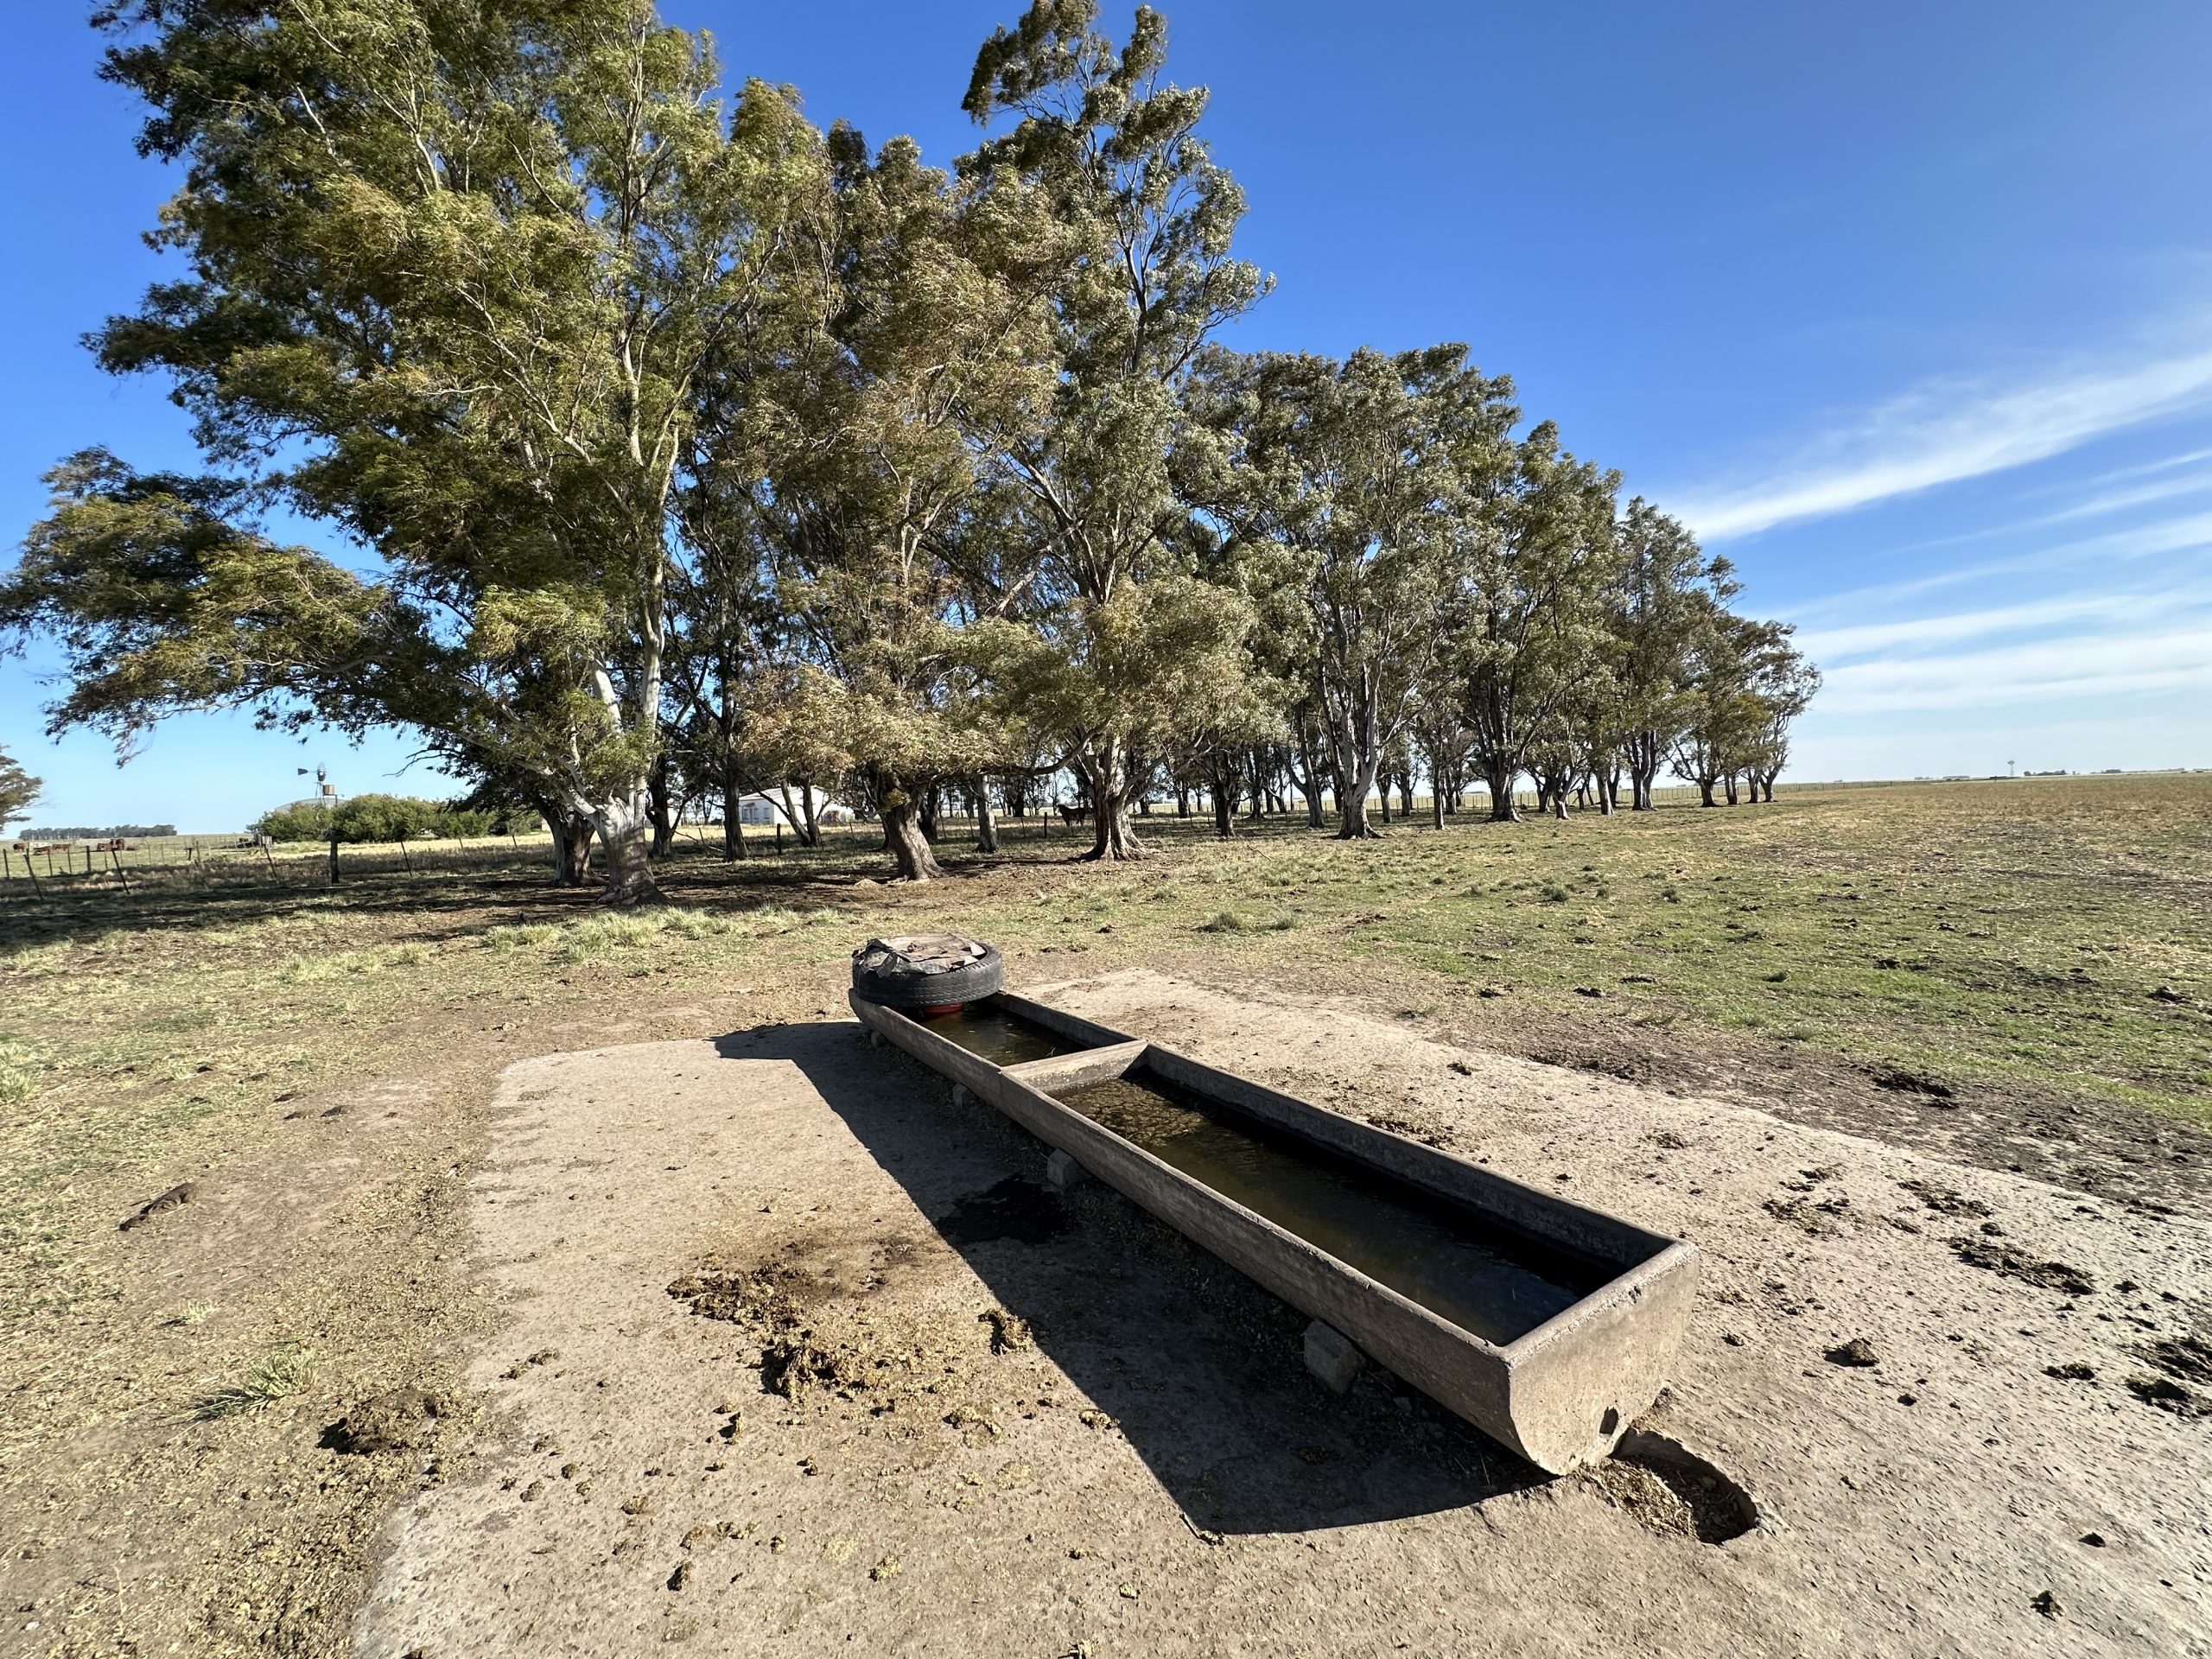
(1057, 1071, 1613, 1345)
(917, 1002, 1089, 1066)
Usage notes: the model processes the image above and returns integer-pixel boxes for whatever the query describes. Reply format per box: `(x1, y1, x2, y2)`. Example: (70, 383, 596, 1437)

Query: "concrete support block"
(951, 1084, 972, 1106)
(1046, 1149, 1091, 1192)
(1304, 1319, 1365, 1395)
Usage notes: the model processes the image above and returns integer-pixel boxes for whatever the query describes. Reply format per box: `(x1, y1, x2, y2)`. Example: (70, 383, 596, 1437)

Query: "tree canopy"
(4, 0, 1815, 890)
(0, 746, 41, 834)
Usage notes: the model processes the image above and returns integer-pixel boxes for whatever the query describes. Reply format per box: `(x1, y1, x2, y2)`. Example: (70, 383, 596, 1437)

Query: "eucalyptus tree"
(0, 745, 42, 834)
(1455, 424, 1624, 822)
(957, 0, 1268, 860)
(1159, 524, 1294, 838)
(6, 2, 830, 903)
(1409, 691, 1471, 826)
(664, 467, 779, 860)
(1669, 612, 1808, 805)
(1736, 633, 1820, 802)
(715, 125, 1059, 881)
(1613, 499, 1738, 811)
(1186, 345, 1516, 838)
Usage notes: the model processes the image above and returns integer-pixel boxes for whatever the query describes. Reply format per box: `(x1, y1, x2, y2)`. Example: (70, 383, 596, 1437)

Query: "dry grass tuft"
(195, 1339, 316, 1419)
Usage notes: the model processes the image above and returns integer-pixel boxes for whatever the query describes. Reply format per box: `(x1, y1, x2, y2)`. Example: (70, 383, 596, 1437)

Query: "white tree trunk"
(591, 791, 662, 906)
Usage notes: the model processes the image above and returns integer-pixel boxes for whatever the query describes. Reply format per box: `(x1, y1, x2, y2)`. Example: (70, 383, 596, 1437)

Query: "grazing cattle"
(1054, 802, 1092, 825)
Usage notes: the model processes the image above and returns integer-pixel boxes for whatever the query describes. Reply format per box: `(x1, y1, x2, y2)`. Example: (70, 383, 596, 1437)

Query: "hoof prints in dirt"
(1593, 1431, 1758, 1545)
(937, 1179, 1069, 1246)
(1946, 1236, 2094, 1296)
(1897, 1178, 1990, 1218)
(321, 1387, 443, 1455)
(2126, 1336, 2212, 1417)
(2137, 1335, 2212, 1384)
(1870, 1067, 1955, 1101)
(2125, 1375, 2209, 1416)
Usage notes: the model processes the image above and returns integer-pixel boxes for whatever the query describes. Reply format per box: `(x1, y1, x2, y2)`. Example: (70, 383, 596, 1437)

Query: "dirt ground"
(335, 969, 2211, 1658)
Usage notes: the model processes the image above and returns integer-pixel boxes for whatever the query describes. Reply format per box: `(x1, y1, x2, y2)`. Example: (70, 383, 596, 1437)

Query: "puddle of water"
(1057, 1071, 1615, 1345)
(918, 1001, 1088, 1065)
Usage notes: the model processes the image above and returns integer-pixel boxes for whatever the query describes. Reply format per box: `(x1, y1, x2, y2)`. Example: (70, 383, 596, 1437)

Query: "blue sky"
(4, 2, 2209, 830)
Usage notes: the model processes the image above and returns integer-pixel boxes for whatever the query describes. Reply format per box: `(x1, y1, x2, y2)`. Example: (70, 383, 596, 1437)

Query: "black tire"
(851, 941, 1003, 1009)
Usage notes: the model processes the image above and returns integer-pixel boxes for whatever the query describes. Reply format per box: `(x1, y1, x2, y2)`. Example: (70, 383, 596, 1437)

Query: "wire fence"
(0, 830, 567, 899)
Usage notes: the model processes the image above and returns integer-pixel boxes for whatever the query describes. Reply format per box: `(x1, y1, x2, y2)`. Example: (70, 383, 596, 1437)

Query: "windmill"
(298, 763, 337, 798)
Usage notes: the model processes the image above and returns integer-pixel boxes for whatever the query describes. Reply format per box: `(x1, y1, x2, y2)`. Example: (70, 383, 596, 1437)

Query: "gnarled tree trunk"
(1078, 740, 1144, 861)
(1336, 747, 1383, 839)
(975, 777, 1000, 853)
(1484, 760, 1521, 823)
(591, 791, 661, 906)
(877, 779, 943, 882)
(1209, 753, 1237, 839)
(1627, 728, 1662, 811)
(550, 810, 596, 887)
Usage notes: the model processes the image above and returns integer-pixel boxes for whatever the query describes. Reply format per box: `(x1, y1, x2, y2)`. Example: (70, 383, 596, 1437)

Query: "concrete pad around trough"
(354, 977, 2212, 1658)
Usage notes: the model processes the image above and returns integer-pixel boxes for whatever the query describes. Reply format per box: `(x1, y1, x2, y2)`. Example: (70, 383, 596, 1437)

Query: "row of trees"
(0, 1, 1814, 900)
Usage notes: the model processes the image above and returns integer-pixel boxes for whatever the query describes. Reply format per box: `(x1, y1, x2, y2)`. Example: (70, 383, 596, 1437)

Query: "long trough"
(851, 988, 1696, 1474)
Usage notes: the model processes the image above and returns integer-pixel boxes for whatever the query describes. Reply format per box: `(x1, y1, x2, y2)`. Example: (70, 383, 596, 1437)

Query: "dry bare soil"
(1, 776, 2207, 1656)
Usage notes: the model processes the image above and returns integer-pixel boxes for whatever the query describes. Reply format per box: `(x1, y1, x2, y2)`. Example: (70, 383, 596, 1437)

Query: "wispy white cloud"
(2072, 444, 2212, 489)
(1786, 507, 2212, 624)
(1816, 620, 2212, 713)
(1675, 344, 2212, 541)
(2014, 467, 2212, 528)
(1796, 589, 2191, 660)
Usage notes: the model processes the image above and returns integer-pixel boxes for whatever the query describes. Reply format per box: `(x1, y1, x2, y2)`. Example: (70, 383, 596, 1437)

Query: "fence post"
(327, 833, 340, 887)
(111, 846, 132, 893)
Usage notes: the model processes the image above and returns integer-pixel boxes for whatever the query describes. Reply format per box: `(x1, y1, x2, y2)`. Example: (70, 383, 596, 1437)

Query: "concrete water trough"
(850, 987, 1696, 1474)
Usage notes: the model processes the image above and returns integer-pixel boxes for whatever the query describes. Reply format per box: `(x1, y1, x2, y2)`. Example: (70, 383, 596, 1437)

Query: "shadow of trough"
(713, 1020, 1549, 1537)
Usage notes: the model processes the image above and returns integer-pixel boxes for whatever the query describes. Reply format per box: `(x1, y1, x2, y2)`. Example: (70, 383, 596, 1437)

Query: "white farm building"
(734, 787, 855, 828)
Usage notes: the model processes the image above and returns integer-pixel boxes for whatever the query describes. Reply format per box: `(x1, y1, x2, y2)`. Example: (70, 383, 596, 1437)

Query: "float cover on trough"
(852, 933, 987, 976)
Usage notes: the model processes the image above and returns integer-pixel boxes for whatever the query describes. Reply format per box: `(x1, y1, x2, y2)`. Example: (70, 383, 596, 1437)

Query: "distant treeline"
(20, 823, 177, 842)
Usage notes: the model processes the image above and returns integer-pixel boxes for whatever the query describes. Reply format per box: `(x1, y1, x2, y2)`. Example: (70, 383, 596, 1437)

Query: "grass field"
(4, 772, 2207, 1334)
